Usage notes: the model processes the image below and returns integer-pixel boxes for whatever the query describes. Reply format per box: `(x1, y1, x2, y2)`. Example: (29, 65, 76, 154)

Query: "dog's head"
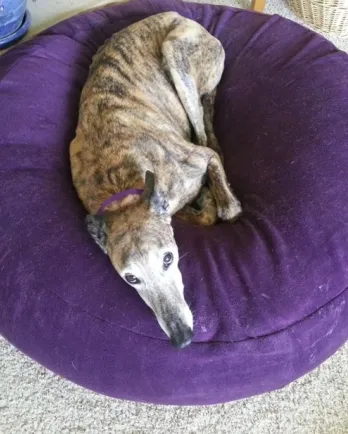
(85, 172, 193, 348)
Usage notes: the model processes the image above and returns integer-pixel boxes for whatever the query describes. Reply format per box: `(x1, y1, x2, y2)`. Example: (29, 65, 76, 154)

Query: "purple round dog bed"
(1, 0, 348, 405)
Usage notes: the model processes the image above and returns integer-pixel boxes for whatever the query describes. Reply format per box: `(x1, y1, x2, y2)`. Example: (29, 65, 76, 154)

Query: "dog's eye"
(163, 252, 173, 270)
(125, 274, 140, 285)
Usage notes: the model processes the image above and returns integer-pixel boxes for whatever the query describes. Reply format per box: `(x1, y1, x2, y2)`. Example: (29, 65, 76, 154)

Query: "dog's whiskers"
(179, 252, 190, 261)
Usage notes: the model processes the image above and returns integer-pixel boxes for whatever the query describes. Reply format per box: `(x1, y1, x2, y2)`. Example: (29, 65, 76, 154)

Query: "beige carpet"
(1, 1, 348, 433)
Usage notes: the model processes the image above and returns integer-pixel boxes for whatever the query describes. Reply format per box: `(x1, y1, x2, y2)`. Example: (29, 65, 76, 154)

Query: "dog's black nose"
(170, 326, 193, 349)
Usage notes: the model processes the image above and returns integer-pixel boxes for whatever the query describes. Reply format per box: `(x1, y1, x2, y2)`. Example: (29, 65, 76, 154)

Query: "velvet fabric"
(1, 0, 347, 405)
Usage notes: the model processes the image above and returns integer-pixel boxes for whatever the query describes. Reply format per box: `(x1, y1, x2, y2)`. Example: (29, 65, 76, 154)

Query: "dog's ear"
(141, 170, 155, 201)
(142, 171, 170, 216)
(85, 214, 108, 254)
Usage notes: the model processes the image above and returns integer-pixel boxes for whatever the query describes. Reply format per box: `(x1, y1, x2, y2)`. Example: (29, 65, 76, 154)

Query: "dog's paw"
(217, 196, 242, 222)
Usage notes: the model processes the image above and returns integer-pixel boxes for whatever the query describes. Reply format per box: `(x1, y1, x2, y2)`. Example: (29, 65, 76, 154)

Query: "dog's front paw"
(217, 195, 242, 223)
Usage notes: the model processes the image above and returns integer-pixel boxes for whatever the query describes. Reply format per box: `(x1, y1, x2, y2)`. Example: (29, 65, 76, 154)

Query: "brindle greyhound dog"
(70, 12, 241, 349)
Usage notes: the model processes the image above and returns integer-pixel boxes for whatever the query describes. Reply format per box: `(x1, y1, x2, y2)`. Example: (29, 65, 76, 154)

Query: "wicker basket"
(290, 0, 348, 35)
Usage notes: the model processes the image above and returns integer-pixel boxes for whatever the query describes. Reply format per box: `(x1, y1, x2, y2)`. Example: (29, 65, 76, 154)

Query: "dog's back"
(71, 12, 229, 216)
(82, 12, 191, 139)
(71, 12, 194, 213)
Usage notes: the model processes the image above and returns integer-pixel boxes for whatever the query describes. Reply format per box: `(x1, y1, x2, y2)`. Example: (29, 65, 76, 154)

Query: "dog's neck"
(97, 188, 144, 215)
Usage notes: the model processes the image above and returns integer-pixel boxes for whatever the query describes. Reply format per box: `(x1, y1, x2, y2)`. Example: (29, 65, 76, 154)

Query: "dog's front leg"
(175, 186, 217, 226)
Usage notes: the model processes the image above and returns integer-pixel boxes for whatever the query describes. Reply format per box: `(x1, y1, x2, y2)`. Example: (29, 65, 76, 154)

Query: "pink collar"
(97, 188, 143, 215)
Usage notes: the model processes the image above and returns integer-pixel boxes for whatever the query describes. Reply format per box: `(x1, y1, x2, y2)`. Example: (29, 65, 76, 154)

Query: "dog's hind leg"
(204, 148, 241, 222)
(201, 90, 224, 162)
(161, 19, 225, 148)
(162, 19, 241, 223)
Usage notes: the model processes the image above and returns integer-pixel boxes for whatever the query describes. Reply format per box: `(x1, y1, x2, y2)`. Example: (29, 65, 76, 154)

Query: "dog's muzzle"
(168, 321, 193, 349)
(151, 291, 194, 349)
